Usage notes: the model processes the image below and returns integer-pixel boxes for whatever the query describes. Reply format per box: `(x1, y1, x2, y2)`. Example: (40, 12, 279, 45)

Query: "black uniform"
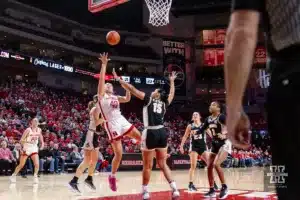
(201, 114, 228, 154)
(82, 114, 102, 149)
(189, 123, 207, 155)
(141, 94, 169, 150)
(232, 1, 300, 199)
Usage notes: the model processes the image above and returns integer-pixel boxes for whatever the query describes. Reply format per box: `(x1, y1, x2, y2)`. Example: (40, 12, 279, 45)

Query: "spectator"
(70, 145, 83, 165)
(39, 144, 55, 174)
(237, 150, 246, 167)
(50, 143, 65, 173)
(95, 151, 104, 173)
(245, 152, 254, 167)
(0, 131, 8, 142)
(0, 140, 16, 175)
(263, 150, 272, 166)
(231, 149, 239, 168)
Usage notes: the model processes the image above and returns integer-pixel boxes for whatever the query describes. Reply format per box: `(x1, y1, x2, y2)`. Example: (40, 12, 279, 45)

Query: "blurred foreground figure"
(225, 1, 300, 199)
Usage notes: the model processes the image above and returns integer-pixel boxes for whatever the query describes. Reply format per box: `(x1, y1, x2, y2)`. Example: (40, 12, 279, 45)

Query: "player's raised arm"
(112, 68, 145, 100)
(180, 124, 192, 154)
(167, 71, 177, 105)
(112, 68, 132, 103)
(97, 53, 110, 97)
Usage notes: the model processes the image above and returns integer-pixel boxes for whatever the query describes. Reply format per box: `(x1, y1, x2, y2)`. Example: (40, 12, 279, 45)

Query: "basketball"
(106, 31, 120, 46)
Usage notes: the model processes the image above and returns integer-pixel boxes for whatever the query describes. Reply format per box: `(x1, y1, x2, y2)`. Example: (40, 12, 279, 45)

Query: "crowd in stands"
(0, 79, 271, 176)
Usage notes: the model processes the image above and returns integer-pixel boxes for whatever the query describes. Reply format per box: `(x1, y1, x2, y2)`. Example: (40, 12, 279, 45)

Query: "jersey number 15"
(153, 103, 162, 114)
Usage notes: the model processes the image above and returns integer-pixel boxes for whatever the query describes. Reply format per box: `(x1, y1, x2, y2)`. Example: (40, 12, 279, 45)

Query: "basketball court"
(0, 168, 277, 200)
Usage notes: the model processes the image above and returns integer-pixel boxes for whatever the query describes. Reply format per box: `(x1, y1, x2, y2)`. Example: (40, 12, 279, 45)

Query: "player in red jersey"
(10, 118, 44, 184)
(97, 53, 141, 192)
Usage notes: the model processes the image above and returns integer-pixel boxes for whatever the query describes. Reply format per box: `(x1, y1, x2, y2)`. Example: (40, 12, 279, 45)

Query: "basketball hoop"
(145, 0, 172, 27)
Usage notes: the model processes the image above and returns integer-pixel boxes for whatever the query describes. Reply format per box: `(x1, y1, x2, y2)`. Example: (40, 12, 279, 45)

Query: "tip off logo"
(163, 64, 185, 87)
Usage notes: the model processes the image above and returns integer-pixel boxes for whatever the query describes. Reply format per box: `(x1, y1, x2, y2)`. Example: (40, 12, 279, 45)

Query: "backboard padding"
(88, 0, 129, 13)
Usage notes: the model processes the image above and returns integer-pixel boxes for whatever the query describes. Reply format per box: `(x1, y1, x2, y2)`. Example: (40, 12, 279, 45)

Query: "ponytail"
(88, 101, 95, 111)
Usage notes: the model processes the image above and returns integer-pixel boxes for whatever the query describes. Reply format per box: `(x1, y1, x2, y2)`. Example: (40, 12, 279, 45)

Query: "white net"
(145, 0, 173, 27)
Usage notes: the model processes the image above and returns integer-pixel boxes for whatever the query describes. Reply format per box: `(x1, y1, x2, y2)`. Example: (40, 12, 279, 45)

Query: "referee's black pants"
(267, 59, 300, 200)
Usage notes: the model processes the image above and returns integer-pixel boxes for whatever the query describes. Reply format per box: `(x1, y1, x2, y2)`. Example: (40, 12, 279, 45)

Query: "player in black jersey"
(113, 70, 180, 200)
(199, 101, 232, 199)
(180, 112, 211, 191)
(69, 96, 105, 194)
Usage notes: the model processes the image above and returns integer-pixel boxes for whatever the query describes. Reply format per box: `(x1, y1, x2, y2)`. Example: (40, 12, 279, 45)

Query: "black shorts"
(141, 128, 169, 150)
(211, 142, 223, 154)
(83, 130, 101, 150)
(211, 140, 232, 154)
(191, 146, 207, 155)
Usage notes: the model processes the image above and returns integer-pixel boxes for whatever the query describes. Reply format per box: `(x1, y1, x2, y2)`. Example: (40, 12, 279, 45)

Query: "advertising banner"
(119, 154, 144, 171)
(162, 40, 186, 96)
(170, 155, 190, 170)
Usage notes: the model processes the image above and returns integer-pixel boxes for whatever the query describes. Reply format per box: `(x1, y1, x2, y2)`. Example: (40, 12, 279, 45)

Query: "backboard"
(88, 0, 129, 13)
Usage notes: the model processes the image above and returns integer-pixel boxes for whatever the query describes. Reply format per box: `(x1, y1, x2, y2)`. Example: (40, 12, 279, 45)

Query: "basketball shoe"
(188, 183, 197, 192)
(68, 181, 81, 194)
(108, 174, 117, 191)
(204, 188, 217, 198)
(33, 175, 39, 184)
(10, 175, 16, 183)
(142, 191, 150, 200)
(219, 184, 229, 199)
(85, 178, 96, 190)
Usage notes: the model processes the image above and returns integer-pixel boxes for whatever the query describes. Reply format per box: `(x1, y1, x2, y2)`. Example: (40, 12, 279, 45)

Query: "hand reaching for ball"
(227, 110, 251, 150)
(98, 52, 110, 65)
(169, 71, 178, 82)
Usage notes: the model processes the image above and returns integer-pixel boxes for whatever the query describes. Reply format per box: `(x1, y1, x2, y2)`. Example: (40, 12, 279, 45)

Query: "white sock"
(170, 181, 177, 191)
(142, 185, 148, 192)
(110, 173, 115, 177)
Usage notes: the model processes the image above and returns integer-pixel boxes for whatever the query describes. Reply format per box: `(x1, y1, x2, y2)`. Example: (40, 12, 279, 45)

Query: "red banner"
(254, 47, 267, 64)
(93, 74, 114, 80)
(203, 30, 216, 45)
(216, 49, 224, 65)
(216, 29, 226, 44)
(203, 49, 216, 66)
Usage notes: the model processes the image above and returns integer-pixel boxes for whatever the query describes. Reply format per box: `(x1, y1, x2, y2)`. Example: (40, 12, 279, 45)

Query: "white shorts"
(23, 144, 38, 157)
(103, 116, 134, 141)
(220, 140, 232, 154)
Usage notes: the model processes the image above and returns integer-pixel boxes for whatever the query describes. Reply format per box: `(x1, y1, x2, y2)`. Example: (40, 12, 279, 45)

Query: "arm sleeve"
(219, 114, 226, 125)
(143, 93, 151, 106)
(231, 0, 264, 12)
(199, 118, 209, 132)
